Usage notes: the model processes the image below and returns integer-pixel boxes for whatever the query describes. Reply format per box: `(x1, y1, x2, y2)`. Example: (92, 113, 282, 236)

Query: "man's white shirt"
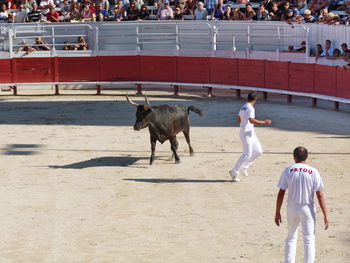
(277, 163, 324, 205)
(239, 102, 255, 134)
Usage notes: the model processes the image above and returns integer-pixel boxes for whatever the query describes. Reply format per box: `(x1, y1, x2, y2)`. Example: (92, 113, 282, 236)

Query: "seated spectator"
(282, 45, 295, 52)
(213, 0, 226, 20)
(303, 9, 316, 23)
(269, 2, 281, 21)
(242, 3, 255, 20)
(223, 5, 232, 20)
(27, 3, 42, 22)
(157, 0, 173, 20)
(340, 43, 350, 58)
(232, 7, 244, 20)
(184, 0, 196, 15)
(282, 9, 294, 22)
(127, 1, 139, 20)
(280, 1, 292, 18)
(326, 48, 342, 59)
(13, 4, 27, 23)
(69, 3, 81, 21)
(174, 7, 184, 20)
(309, 0, 329, 16)
(63, 41, 77, 50)
(138, 4, 149, 20)
(343, 13, 350, 25)
(257, 4, 269, 20)
(46, 6, 59, 22)
(313, 43, 323, 57)
(111, 2, 126, 21)
(0, 4, 10, 23)
(76, 36, 88, 50)
(17, 41, 36, 54)
(294, 40, 306, 52)
(39, 0, 54, 16)
(81, 2, 96, 21)
(34, 37, 51, 51)
(95, 2, 110, 21)
(194, 1, 208, 20)
(326, 12, 341, 25)
(96, 0, 110, 11)
(60, 0, 71, 21)
(320, 39, 334, 57)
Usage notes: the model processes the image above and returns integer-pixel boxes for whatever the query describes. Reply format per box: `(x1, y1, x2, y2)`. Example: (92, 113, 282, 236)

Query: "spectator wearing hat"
(157, 0, 174, 20)
(303, 9, 316, 23)
(194, 1, 208, 20)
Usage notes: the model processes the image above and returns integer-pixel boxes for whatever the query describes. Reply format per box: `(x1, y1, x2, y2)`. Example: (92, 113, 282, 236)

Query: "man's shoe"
(229, 170, 240, 182)
(240, 169, 249, 177)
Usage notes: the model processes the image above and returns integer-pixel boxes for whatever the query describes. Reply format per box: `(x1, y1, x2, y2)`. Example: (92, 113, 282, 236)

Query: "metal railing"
(0, 21, 311, 60)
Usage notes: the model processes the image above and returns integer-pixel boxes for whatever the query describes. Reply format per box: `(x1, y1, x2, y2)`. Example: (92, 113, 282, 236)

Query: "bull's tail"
(187, 106, 203, 117)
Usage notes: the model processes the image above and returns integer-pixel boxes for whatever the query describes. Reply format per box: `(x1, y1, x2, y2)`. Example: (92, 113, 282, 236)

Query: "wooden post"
(136, 84, 142, 94)
(236, 89, 241, 98)
(55, 84, 59, 95)
(333, 101, 339, 111)
(207, 87, 213, 97)
(311, 98, 317, 107)
(263, 91, 268, 101)
(287, 94, 292, 103)
(173, 85, 179, 96)
(11, 85, 17, 95)
(96, 84, 101, 95)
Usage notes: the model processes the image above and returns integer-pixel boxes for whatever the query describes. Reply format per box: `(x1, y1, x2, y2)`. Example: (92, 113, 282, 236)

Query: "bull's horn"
(143, 94, 151, 110)
(126, 94, 138, 108)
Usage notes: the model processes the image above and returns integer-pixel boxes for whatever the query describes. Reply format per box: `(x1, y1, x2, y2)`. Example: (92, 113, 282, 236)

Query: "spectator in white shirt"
(157, 0, 173, 20)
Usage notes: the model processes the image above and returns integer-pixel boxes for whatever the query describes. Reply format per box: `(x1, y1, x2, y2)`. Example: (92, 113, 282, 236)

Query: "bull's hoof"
(175, 159, 181, 164)
(190, 151, 194, 156)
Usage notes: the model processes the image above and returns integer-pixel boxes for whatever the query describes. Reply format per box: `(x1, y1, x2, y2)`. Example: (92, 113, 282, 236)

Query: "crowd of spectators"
(0, 0, 348, 23)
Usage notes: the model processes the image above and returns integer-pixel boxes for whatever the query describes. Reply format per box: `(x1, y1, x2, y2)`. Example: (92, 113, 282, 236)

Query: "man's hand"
(275, 212, 282, 226)
(264, 119, 272, 125)
(324, 216, 329, 230)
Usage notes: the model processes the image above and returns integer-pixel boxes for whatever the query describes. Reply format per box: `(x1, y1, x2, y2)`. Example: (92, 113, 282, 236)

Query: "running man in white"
(275, 146, 329, 263)
(229, 92, 272, 182)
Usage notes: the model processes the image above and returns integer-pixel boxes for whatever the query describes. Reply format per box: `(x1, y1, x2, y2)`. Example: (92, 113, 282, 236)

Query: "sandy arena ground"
(0, 88, 349, 263)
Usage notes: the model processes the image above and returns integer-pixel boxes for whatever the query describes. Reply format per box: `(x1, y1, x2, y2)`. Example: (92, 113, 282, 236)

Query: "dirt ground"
(0, 88, 349, 263)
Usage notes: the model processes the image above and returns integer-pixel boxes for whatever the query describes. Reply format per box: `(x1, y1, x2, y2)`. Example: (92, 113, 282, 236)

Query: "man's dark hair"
(293, 146, 308, 162)
(341, 43, 348, 48)
(246, 3, 252, 7)
(247, 92, 257, 101)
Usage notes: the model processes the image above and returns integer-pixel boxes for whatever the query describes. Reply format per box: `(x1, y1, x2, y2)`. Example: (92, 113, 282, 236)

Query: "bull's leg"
(171, 135, 178, 158)
(183, 128, 194, 156)
(169, 137, 180, 164)
(150, 135, 157, 165)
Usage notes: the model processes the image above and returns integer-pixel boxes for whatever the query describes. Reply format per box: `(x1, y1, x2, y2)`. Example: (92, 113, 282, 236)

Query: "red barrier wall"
(2, 55, 350, 100)
(264, 61, 289, 90)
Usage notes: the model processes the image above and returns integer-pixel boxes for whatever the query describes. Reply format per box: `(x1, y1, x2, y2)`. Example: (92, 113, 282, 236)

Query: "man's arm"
(275, 189, 286, 226)
(316, 190, 329, 230)
(236, 115, 241, 124)
(249, 118, 272, 125)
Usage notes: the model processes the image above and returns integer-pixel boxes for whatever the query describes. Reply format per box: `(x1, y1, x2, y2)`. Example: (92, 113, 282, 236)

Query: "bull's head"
(126, 95, 152, 131)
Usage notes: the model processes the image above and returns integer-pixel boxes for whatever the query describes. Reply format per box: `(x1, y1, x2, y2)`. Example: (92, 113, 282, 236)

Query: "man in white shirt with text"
(275, 146, 329, 263)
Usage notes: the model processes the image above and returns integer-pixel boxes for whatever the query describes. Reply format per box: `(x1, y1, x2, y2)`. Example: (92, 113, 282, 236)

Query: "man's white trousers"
(285, 203, 316, 263)
(231, 130, 262, 175)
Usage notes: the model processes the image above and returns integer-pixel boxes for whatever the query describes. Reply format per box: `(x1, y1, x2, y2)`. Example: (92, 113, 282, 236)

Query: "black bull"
(127, 95, 203, 164)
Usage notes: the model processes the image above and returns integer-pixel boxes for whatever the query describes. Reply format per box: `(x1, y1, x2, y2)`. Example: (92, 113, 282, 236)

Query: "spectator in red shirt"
(46, 6, 59, 22)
